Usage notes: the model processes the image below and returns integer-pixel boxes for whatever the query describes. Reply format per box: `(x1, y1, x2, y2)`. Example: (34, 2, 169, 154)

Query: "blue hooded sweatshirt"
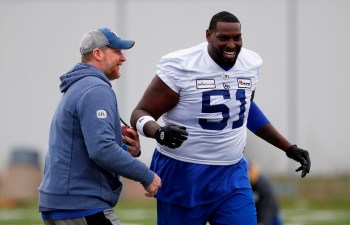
(39, 63, 154, 210)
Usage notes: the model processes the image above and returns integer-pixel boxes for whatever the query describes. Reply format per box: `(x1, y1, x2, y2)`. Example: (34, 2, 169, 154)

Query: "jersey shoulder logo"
(96, 110, 107, 119)
(196, 79, 216, 89)
(237, 78, 252, 89)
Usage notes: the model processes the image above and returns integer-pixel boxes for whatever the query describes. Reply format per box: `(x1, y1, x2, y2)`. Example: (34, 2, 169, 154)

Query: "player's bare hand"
(122, 125, 141, 157)
(144, 173, 161, 197)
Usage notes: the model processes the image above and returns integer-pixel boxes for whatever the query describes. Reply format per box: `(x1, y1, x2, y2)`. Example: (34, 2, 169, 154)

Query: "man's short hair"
(208, 11, 240, 30)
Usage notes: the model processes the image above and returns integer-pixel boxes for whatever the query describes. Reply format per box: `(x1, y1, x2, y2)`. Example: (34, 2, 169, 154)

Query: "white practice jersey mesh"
(156, 42, 263, 165)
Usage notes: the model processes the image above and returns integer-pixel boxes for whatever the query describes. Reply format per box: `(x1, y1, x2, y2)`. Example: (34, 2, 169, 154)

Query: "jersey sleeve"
(156, 56, 187, 93)
(247, 101, 270, 133)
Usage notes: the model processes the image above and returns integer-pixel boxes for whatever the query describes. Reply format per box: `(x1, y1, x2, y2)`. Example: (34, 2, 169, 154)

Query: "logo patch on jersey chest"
(196, 79, 216, 89)
(237, 78, 252, 88)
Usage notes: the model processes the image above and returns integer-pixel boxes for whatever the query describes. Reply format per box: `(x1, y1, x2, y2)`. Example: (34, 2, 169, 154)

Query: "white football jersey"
(156, 42, 263, 165)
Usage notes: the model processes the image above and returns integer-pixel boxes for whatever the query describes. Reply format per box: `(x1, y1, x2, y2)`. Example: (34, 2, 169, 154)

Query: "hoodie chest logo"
(97, 110, 107, 119)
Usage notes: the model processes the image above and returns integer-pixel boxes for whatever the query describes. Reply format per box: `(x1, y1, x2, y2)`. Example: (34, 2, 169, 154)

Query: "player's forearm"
(254, 123, 292, 151)
(130, 109, 146, 128)
(131, 109, 160, 138)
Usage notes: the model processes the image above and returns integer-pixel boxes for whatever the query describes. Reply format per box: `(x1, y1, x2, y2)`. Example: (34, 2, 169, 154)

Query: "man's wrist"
(136, 115, 156, 136)
(286, 145, 296, 158)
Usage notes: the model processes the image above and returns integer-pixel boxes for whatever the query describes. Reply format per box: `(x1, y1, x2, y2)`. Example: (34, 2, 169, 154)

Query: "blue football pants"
(157, 187, 257, 225)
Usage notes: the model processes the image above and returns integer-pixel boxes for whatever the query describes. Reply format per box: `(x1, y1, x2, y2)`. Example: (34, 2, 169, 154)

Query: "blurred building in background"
(0, 147, 41, 207)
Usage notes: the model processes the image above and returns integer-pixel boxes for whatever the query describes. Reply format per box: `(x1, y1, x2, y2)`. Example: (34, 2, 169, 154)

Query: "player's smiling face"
(206, 22, 242, 67)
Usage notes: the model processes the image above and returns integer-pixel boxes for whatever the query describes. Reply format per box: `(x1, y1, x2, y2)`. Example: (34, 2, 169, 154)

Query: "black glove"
(155, 125, 188, 149)
(286, 145, 311, 178)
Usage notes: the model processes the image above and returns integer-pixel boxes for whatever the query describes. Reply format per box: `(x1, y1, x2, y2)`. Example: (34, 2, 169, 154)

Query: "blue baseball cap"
(79, 28, 135, 55)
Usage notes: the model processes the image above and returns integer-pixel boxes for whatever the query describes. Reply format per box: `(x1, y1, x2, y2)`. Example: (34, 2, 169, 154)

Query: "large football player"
(131, 11, 310, 225)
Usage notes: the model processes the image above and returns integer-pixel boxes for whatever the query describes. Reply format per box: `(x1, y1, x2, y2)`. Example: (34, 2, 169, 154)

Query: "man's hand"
(286, 145, 311, 178)
(144, 173, 161, 198)
(122, 125, 141, 157)
(155, 125, 188, 148)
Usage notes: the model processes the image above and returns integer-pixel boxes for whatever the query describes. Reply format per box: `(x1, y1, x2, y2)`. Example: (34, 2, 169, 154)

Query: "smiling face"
(206, 21, 242, 68)
(100, 47, 126, 80)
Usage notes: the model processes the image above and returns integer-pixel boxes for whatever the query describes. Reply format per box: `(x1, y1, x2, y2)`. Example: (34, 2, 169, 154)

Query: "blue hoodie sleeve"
(77, 85, 154, 187)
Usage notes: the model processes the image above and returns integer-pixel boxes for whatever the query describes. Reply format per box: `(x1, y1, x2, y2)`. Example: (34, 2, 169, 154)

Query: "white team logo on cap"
(97, 110, 107, 118)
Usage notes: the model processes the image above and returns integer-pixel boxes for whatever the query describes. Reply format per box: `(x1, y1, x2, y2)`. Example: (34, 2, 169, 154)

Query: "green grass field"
(0, 177, 349, 225)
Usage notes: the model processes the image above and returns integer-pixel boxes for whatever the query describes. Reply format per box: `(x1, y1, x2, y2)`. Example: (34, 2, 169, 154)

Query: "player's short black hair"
(208, 11, 240, 30)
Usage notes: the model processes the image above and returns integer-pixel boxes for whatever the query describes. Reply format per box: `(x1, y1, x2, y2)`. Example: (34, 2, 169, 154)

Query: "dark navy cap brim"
(108, 40, 135, 50)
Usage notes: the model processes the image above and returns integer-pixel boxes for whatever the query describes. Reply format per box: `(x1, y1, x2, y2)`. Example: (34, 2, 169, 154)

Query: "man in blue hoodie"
(38, 28, 161, 225)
